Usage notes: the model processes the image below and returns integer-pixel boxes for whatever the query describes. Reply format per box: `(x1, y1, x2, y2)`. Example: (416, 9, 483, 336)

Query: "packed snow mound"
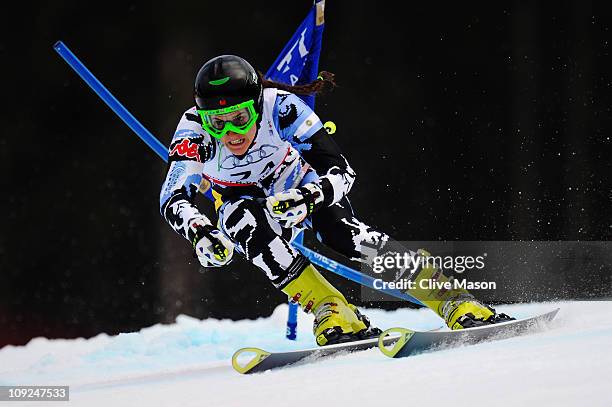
(1, 301, 610, 407)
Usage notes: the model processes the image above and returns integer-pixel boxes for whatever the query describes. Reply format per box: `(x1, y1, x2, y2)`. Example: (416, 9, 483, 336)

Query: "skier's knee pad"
(219, 198, 270, 240)
(218, 197, 305, 287)
(218, 198, 285, 258)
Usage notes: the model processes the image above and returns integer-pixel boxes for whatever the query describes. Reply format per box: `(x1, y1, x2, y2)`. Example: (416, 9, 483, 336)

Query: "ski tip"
(231, 347, 271, 374)
(378, 328, 415, 358)
(524, 307, 560, 323)
(546, 307, 561, 321)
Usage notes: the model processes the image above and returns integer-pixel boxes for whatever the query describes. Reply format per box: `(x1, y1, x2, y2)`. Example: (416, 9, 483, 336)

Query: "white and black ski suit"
(160, 88, 388, 288)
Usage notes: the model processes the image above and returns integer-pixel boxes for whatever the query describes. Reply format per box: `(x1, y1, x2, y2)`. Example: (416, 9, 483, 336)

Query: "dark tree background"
(1, 1, 610, 348)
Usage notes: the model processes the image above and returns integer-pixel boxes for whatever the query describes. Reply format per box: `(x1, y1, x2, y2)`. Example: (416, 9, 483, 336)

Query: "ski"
(377, 308, 560, 358)
(231, 335, 398, 374)
(231, 309, 559, 374)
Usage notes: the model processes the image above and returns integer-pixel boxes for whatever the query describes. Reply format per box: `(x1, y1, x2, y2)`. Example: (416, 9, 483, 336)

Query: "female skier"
(160, 55, 512, 346)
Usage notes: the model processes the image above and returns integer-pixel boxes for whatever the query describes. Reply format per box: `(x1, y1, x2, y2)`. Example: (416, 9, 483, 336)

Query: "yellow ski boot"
(282, 263, 381, 346)
(407, 250, 514, 330)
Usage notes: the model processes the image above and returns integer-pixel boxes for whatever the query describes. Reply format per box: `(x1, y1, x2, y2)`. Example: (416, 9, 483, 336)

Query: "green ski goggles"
(197, 99, 259, 139)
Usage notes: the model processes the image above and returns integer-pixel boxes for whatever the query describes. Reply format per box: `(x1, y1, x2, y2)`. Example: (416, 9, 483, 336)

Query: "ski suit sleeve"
(159, 108, 217, 243)
(275, 92, 356, 206)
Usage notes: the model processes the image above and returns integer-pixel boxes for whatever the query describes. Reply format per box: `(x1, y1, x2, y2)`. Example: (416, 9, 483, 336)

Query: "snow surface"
(1, 301, 610, 407)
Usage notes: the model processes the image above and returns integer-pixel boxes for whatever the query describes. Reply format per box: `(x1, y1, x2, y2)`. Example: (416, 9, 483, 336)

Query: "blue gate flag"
(265, 0, 325, 109)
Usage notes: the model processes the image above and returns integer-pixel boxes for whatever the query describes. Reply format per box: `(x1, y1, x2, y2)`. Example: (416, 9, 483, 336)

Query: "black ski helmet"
(194, 55, 263, 114)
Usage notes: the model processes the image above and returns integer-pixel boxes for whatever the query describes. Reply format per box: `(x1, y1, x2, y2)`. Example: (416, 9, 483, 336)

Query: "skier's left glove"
(265, 183, 324, 228)
(191, 222, 234, 268)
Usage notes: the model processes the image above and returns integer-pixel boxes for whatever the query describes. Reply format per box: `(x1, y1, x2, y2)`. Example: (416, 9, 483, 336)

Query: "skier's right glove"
(190, 222, 234, 268)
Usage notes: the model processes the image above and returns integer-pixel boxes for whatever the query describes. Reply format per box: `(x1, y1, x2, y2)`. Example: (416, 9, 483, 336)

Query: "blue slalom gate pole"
(53, 41, 169, 163)
(286, 298, 299, 340)
(286, 232, 304, 340)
